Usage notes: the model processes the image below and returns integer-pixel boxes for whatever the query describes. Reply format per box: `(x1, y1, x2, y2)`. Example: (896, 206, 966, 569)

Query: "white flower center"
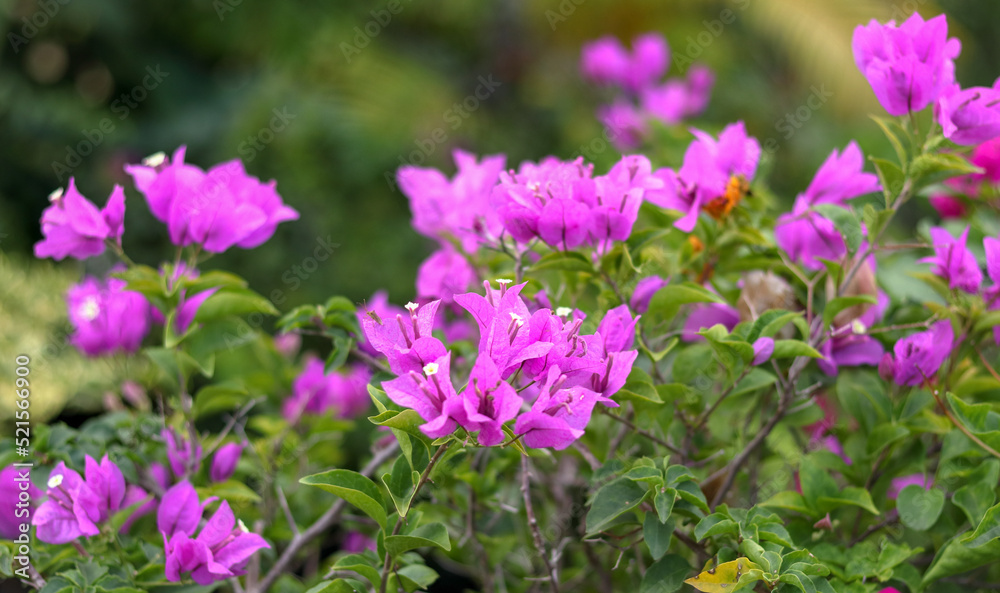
(78, 297, 101, 321)
(48, 188, 64, 203)
(496, 278, 513, 285)
(423, 362, 439, 376)
(143, 152, 167, 167)
(405, 302, 419, 312)
(852, 319, 867, 335)
(556, 307, 572, 317)
(47, 474, 64, 489)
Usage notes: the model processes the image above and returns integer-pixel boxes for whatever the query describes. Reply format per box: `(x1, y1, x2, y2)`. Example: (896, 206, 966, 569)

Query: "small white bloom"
(555, 307, 573, 317)
(78, 297, 101, 322)
(510, 312, 524, 326)
(852, 319, 867, 335)
(423, 362, 439, 376)
(47, 474, 64, 489)
(142, 151, 167, 167)
(48, 188, 64, 203)
(405, 302, 419, 312)
(495, 278, 513, 285)
(238, 519, 250, 533)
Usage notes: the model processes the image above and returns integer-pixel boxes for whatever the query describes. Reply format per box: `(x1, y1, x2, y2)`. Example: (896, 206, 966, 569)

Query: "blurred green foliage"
(2, 0, 999, 310)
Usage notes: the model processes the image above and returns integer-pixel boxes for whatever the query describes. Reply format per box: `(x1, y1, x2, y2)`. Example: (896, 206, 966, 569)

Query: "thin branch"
(276, 484, 300, 537)
(693, 367, 751, 431)
(248, 441, 399, 593)
(522, 455, 560, 593)
(600, 408, 682, 454)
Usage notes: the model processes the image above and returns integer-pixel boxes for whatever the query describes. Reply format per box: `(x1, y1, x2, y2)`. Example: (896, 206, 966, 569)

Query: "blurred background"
(2, 0, 999, 420)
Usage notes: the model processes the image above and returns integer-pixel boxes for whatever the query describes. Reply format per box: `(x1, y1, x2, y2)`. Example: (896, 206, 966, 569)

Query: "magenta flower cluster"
(853, 12, 1000, 145)
(361, 282, 638, 450)
(581, 33, 714, 148)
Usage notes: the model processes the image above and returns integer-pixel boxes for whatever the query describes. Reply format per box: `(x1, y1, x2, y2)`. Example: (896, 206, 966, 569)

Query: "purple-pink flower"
(383, 351, 467, 439)
(0, 465, 40, 540)
(164, 427, 202, 480)
(852, 12, 960, 116)
(920, 226, 983, 293)
(67, 274, 152, 357)
(416, 246, 477, 308)
(645, 121, 760, 232)
(775, 143, 880, 270)
(397, 149, 506, 253)
(887, 473, 932, 500)
(125, 147, 299, 253)
(34, 180, 125, 261)
(640, 64, 715, 126)
(883, 320, 954, 386)
(210, 443, 244, 483)
(818, 291, 888, 376)
(158, 481, 269, 585)
(514, 366, 610, 450)
(630, 276, 669, 314)
(937, 81, 1000, 146)
(283, 359, 373, 421)
(33, 455, 147, 544)
(581, 33, 668, 94)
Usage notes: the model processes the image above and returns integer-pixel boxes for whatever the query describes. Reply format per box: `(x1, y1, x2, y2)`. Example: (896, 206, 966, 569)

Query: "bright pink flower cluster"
(853, 13, 1000, 145)
(283, 358, 373, 421)
(492, 154, 662, 252)
(34, 180, 124, 261)
(158, 481, 269, 585)
(33, 456, 150, 544)
(361, 281, 638, 450)
(581, 33, 714, 148)
(67, 274, 152, 357)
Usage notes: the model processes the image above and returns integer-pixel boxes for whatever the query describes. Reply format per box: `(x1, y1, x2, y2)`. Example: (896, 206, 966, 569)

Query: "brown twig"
(522, 455, 560, 593)
(600, 408, 682, 454)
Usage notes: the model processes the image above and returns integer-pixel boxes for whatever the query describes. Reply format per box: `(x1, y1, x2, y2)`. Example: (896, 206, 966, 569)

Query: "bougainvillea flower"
(125, 147, 299, 253)
(210, 443, 244, 483)
(67, 274, 152, 357)
(283, 359, 373, 421)
(581, 33, 668, 94)
(158, 481, 211, 538)
(160, 484, 269, 585)
(799, 142, 881, 206)
(818, 292, 889, 376)
(928, 194, 967, 219)
(34, 180, 125, 261)
(886, 320, 954, 386)
(356, 291, 407, 357)
(751, 337, 775, 366)
(645, 122, 760, 231)
(33, 456, 142, 544)
(455, 281, 554, 379)
(937, 83, 1000, 146)
(852, 12, 960, 116)
(598, 100, 648, 150)
(460, 356, 523, 447)
(0, 465, 40, 539)
(397, 149, 506, 252)
(163, 427, 202, 480)
(887, 473, 933, 499)
(360, 299, 445, 375)
(514, 366, 608, 450)
(920, 226, 983, 293)
(640, 64, 715, 125)
(630, 276, 668, 313)
(681, 302, 740, 342)
(173, 287, 220, 335)
(416, 246, 478, 308)
(775, 200, 848, 270)
(383, 352, 467, 439)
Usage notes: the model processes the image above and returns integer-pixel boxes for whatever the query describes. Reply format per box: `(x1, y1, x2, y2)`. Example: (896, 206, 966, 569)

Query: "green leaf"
(953, 482, 996, 526)
(694, 514, 739, 541)
(640, 554, 690, 593)
(779, 570, 816, 593)
(396, 565, 439, 592)
(305, 579, 368, 593)
(643, 512, 675, 560)
(911, 152, 983, 184)
(759, 491, 811, 515)
(192, 381, 248, 419)
(897, 485, 944, 531)
(869, 116, 909, 167)
(617, 367, 663, 404)
(529, 251, 594, 273)
(384, 522, 452, 556)
(585, 477, 648, 534)
(771, 340, 823, 359)
(332, 553, 381, 587)
(625, 466, 664, 484)
(865, 423, 909, 456)
(748, 310, 803, 342)
(194, 287, 279, 322)
(799, 458, 839, 513)
(382, 455, 416, 517)
(729, 368, 777, 397)
(862, 204, 896, 246)
(814, 204, 863, 252)
(197, 479, 263, 505)
(963, 501, 1000, 548)
(817, 487, 880, 516)
(923, 533, 1000, 585)
(685, 558, 761, 592)
(836, 371, 891, 434)
(654, 488, 676, 523)
(871, 157, 906, 208)
(369, 409, 433, 446)
(300, 469, 388, 530)
(646, 282, 726, 323)
(822, 294, 877, 327)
